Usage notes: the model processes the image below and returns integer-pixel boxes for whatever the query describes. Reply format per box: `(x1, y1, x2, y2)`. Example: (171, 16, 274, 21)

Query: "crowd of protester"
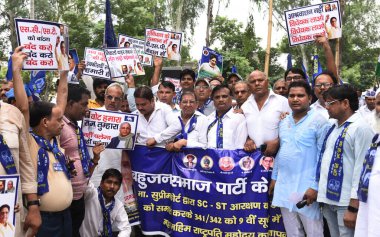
(0, 34, 379, 237)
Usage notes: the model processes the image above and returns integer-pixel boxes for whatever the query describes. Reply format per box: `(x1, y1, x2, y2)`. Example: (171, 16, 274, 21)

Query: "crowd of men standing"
(0, 34, 379, 237)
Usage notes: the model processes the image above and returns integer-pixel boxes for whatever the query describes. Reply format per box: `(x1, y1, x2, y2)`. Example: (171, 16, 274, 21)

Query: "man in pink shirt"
(60, 84, 103, 237)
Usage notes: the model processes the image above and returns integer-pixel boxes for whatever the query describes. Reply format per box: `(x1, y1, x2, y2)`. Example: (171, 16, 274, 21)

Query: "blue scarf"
(316, 124, 336, 182)
(175, 114, 197, 141)
(31, 133, 70, 195)
(75, 125, 92, 177)
(358, 134, 380, 202)
(98, 186, 115, 237)
(197, 98, 212, 114)
(207, 108, 231, 148)
(0, 134, 17, 174)
(326, 122, 351, 201)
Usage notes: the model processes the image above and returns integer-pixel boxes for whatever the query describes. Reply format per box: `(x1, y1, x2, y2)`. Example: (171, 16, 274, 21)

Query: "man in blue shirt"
(270, 80, 329, 236)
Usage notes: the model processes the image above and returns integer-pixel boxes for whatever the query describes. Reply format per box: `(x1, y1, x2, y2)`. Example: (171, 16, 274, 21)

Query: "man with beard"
(88, 79, 110, 109)
(355, 89, 380, 237)
(358, 90, 376, 123)
(80, 169, 131, 237)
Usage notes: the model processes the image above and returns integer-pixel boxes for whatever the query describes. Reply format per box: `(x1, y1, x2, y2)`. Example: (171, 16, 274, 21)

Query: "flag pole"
(335, 38, 340, 77)
(264, 0, 273, 76)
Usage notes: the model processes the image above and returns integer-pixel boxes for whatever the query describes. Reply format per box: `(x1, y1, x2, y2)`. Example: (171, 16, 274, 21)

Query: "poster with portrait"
(198, 46, 223, 79)
(83, 47, 110, 80)
(0, 175, 19, 237)
(104, 48, 145, 78)
(81, 109, 139, 150)
(144, 28, 183, 61)
(163, 77, 181, 93)
(15, 18, 69, 71)
(68, 49, 79, 84)
(284, 0, 342, 46)
(118, 34, 153, 67)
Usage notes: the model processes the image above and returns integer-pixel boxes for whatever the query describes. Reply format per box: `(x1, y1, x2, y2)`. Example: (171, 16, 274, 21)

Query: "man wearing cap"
(194, 78, 215, 116)
(358, 90, 376, 122)
(227, 73, 242, 91)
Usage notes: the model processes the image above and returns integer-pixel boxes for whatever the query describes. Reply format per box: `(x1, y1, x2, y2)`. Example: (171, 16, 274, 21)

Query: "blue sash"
(207, 109, 231, 148)
(75, 125, 92, 177)
(31, 133, 70, 195)
(326, 122, 351, 201)
(197, 98, 212, 114)
(316, 124, 336, 182)
(98, 186, 115, 237)
(175, 115, 197, 141)
(0, 134, 17, 174)
(358, 134, 380, 202)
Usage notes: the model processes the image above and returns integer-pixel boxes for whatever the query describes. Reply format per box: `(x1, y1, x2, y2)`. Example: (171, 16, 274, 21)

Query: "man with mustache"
(80, 169, 131, 237)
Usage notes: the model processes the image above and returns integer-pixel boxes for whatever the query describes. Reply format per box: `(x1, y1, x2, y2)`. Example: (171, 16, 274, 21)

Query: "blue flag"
(5, 52, 13, 81)
(28, 71, 46, 95)
(287, 53, 292, 70)
(104, 0, 117, 48)
(312, 55, 323, 81)
(301, 62, 309, 83)
(231, 65, 237, 73)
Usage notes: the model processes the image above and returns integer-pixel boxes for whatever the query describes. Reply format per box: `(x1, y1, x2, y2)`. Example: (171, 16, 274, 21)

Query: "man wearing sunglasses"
(317, 85, 373, 237)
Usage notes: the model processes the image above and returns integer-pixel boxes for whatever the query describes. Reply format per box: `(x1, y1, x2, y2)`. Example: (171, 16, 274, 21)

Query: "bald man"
(242, 70, 290, 156)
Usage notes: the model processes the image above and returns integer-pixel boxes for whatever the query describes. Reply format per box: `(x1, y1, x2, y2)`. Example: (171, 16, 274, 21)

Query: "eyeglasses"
(181, 100, 196, 105)
(195, 85, 209, 90)
(285, 75, 303, 82)
(106, 95, 122, 102)
(315, 83, 333, 88)
(325, 99, 341, 107)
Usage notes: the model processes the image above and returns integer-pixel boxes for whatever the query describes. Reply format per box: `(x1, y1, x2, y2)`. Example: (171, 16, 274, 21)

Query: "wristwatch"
(347, 205, 358, 213)
(27, 199, 40, 208)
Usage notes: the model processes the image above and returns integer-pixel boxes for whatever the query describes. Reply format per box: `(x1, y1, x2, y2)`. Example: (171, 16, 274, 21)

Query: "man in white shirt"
(358, 90, 375, 121)
(166, 91, 208, 151)
(133, 86, 180, 147)
(355, 88, 380, 237)
(242, 70, 290, 155)
(194, 78, 215, 116)
(311, 71, 338, 120)
(317, 85, 373, 237)
(80, 169, 131, 237)
(156, 81, 180, 113)
(207, 85, 247, 149)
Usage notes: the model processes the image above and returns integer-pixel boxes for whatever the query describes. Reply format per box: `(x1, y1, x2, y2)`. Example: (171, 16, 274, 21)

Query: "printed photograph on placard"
(118, 34, 153, 67)
(15, 18, 69, 71)
(144, 28, 182, 61)
(81, 109, 139, 150)
(0, 175, 20, 237)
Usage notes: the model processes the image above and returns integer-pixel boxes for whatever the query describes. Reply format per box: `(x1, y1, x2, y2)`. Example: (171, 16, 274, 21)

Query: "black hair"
(314, 70, 338, 85)
(210, 54, 217, 60)
(288, 80, 312, 96)
(93, 78, 111, 91)
(101, 168, 122, 185)
(180, 91, 197, 102)
(134, 86, 154, 101)
(211, 85, 232, 99)
(330, 17, 337, 24)
(158, 81, 175, 93)
(124, 41, 131, 47)
(67, 84, 91, 103)
(29, 101, 55, 128)
(284, 68, 307, 80)
(0, 204, 10, 212)
(323, 84, 359, 111)
(180, 69, 196, 82)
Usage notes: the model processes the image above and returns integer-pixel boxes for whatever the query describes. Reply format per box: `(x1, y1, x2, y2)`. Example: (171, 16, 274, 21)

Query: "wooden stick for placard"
(335, 38, 340, 78)
(264, 0, 273, 76)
